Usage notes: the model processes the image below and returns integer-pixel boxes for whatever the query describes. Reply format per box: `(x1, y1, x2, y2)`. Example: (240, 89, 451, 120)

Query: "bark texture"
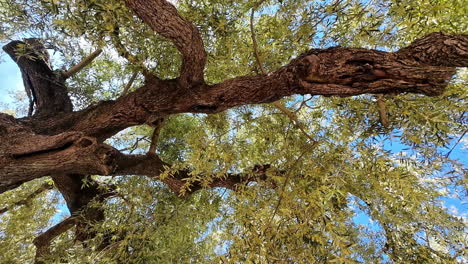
(0, 0, 467, 261)
(3, 39, 73, 116)
(124, 0, 207, 88)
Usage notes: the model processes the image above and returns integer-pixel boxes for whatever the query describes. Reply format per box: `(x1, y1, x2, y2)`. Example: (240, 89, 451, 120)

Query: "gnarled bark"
(3, 39, 73, 116)
(20, 33, 467, 143)
(124, 0, 207, 88)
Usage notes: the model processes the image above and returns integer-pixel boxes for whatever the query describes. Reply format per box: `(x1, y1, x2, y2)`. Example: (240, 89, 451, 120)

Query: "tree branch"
(147, 118, 164, 154)
(124, 0, 207, 87)
(121, 71, 139, 95)
(397, 32, 468, 67)
(20, 33, 465, 143)
(0, 182, 53, 215)
(0, 32, 463, 186)
(62, 48, 102, 79)
(0, 114, 117, 194)
(3, 39, 73, 115)
(33, 216, 77, 264)
(376, 94, 389, 128)
(112, 153, 274, 196)
(249, 3, 267, 75)
(249, 3, 316, 143)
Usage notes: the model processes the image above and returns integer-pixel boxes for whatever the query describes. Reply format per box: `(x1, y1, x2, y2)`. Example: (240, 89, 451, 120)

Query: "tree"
(0, 0, 466, 263)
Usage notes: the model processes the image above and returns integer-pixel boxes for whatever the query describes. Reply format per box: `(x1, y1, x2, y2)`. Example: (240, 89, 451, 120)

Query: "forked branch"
(124, 0, 207, 87)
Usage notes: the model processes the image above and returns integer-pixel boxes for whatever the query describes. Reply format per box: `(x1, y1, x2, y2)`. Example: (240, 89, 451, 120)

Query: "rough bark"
(124, 0, 207, 88)
(0, 130, 116, 193)
(51, 174, 114, 242)
(0, 0, 467, 260)
(2, 39, 73, 116)
(18, 33, 466, 143)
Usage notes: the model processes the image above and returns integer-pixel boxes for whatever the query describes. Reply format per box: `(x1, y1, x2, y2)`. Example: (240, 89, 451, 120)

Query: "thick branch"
(22, 33, 468, 142)
(51, 174, 113, 242)
(124, 0, 207, 87)
(0, 141, 115, 194)
(398, 32, 468, 67)
(0, 115, 117, 194)
(3, 39, 73, 116)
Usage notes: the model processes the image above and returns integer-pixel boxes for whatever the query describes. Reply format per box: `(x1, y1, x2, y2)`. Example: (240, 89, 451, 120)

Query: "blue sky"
(0, 55, 23, 108)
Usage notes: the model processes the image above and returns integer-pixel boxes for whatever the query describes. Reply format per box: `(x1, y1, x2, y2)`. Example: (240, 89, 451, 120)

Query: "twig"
(118, 136, 147, 153)
(445, 128, 467, 158)
(110, 27, 152, 77)
(266, 151, 307, 229)
(249, 3, 267, 75)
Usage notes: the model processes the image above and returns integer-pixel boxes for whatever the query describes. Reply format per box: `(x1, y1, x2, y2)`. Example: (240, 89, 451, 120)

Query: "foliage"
(0, 0, 466, 263)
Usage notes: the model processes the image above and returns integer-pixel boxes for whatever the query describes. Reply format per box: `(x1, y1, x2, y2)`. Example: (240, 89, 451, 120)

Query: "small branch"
(445, 128, 467, 158)
(113, 153, 275, 196)
(33, 216, 77, 264)
(0, 182, 53, 215)
(148, 119, 164, 154)
(118, 136, 148, 154)
(111, 30, 140, 66)
(110, 28, 155, 80)
(249, 3, 267, 75)
(63, 49, 103, 79)
(267, 151, 307, 229)
(122, 71, 138, 95)
(271, 102, 316, 143)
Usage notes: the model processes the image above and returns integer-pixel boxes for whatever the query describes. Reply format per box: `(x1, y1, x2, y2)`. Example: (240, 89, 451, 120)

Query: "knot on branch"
(75, 137, 94, 148)
(299, 54, 328, 83)
(72, 137, 117, 175)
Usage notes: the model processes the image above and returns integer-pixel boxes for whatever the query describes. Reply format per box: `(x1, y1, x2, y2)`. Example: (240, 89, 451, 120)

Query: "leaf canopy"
(0, 0, 466, 263)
